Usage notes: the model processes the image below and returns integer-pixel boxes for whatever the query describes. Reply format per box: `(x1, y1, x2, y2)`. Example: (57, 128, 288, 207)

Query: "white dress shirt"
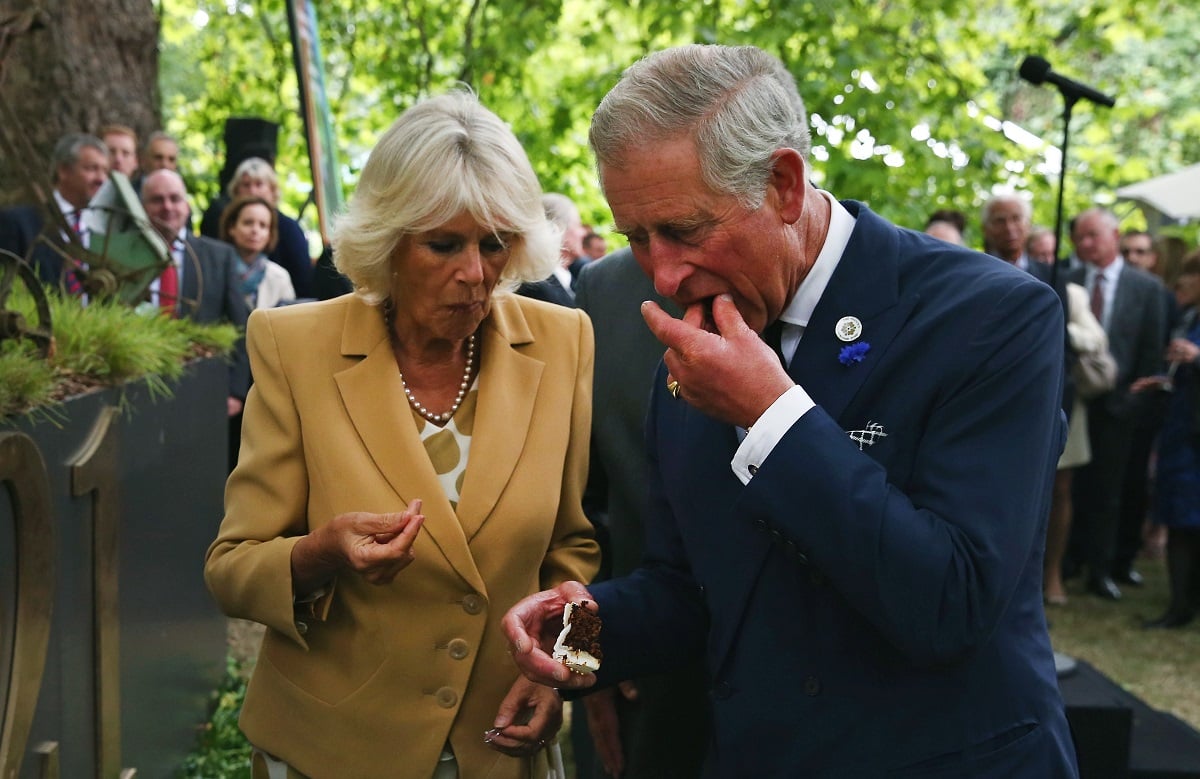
(731, 192, 856, 484)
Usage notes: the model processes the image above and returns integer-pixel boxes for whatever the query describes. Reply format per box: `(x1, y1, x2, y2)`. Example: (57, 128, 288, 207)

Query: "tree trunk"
(0, 0, 159, 206)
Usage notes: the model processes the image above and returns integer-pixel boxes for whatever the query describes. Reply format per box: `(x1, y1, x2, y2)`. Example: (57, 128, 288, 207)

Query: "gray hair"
(1072, 207, 1119, 234)
(144, 130, 176, 149)
(333, 91, 559, 305)
(1027, 226, 1054, 245)
(50, 133, 108, 182)
(542, 192, 580, 231)
(981, 194, 1031, 226)
(589, 44, 811, 209)
(227, 156, 279, 202)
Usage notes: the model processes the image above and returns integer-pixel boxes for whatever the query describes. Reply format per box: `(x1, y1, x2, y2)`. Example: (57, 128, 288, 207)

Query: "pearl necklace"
(400, 333, 476, 424)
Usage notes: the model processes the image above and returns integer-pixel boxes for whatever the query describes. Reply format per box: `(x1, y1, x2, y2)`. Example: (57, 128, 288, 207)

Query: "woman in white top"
(220, 195, 296, 310)
(1045, 281, 1113, 605)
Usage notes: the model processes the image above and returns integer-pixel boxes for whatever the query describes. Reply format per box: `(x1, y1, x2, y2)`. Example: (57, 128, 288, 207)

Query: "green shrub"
(178, 655, 251, 778)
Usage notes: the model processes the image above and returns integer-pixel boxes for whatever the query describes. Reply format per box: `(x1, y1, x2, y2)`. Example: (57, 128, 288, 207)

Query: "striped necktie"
(1090, 272, 1105, 323)
(64, 210, 84, 295)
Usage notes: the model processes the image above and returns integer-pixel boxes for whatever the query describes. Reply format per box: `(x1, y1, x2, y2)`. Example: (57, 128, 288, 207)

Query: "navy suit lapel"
(708, 204, 918, 672)
(788, 204, 915, 425)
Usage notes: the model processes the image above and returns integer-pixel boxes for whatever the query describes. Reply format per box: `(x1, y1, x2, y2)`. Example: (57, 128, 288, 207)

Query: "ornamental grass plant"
(0, 285, 238, 419)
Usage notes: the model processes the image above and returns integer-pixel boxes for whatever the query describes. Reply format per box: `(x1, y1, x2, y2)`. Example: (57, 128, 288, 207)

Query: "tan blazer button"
(462, 594, 484, 615)
(294, 620, 308, 636)
(436, 687, 459, 708)
(448, 638, 470, 660)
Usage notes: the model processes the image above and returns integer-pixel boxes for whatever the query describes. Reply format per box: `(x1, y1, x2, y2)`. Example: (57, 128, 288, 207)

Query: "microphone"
(1019, 56, 1115, 108)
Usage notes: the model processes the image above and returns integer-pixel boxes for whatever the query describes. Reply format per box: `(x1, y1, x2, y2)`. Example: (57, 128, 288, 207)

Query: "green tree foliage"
(159, 0, 1200, 249)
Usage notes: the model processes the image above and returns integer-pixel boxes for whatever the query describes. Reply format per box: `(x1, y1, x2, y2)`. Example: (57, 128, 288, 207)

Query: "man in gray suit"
(141, 169, 250, 412)
(573, 248, 708, 779)
(1069, 207, 1167, 600)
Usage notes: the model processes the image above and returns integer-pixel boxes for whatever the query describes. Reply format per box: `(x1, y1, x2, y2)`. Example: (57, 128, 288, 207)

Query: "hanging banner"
(285, 0, 344, 245)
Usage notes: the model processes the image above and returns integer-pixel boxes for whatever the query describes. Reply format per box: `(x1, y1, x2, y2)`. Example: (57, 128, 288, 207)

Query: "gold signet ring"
(666, 379, 681, 399)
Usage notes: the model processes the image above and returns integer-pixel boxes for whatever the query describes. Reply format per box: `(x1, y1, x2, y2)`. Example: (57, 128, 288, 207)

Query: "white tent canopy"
(1115, 163, 1200, 223)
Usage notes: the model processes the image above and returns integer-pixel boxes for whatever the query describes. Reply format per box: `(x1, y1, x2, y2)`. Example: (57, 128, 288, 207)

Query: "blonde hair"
(333, 91, 558, 304)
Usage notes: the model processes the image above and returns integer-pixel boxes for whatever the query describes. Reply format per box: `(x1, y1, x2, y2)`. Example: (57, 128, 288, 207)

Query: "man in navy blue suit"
(504, 45, 1078, 777)
(0, 132, 110, 285)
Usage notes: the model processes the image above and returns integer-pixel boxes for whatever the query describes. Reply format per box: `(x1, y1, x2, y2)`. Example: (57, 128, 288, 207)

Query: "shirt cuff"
(731, 385, 815, 485)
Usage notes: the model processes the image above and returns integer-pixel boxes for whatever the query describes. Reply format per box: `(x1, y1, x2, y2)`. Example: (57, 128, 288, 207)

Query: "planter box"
(1, 357, 230, 779)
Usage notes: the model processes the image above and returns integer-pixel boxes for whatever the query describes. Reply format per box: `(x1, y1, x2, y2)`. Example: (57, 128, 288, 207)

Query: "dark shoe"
(1143, 612, 1193, 629)
(1113, 568, 1145, 587)
(1087, 576, 1122, 601)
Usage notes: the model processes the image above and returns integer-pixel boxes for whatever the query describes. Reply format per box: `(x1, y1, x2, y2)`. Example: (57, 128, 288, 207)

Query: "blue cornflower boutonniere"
(839, 341, 871, 366)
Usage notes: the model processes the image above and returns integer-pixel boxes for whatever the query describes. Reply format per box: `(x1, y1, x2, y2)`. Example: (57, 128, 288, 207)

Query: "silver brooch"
(835, 316, 862, 342)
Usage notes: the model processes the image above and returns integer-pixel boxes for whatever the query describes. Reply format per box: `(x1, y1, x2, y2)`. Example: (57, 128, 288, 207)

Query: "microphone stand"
(1050, 93, 1078, 288)
(1047, 90, 1080, 678)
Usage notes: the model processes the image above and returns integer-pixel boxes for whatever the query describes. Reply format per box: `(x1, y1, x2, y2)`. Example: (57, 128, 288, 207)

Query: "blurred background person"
(1120, 230, 1158, 272)
(1116, 229, 1177, 573)
(582, 231, 607, 260)
(1028, 226, 1057, 265)
(983, 194, 1042, 275)
(203, 156, 314, 298)
(0, 132, 109, 285)
(1133, 254, 1200, 629)
(1068, 208, 1168, 601)
(218, 194, 295, 473)
(140, 169, 249, 417)
(218, 195, 295, 311)
(516, 192, 587, 306)
(573, 248, 708, 779)
(100, 123, 139, 179)
(205, 91, 599, 779)
(1044, 281, 1113, 605)
(924, 218, 963, 245)
(924, 208, 966, 246)
(141, 130, 179, 173)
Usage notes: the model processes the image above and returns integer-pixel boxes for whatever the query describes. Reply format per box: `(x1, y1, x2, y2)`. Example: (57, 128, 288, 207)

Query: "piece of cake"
(552, 600, 602, 674)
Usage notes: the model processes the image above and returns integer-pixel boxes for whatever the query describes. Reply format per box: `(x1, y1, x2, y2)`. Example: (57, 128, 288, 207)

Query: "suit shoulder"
(577, 250, 641, 290)
(250, 292, 352, 338)
(1123, 265, 1166, 293)
(276, 213, 307, 241)
(189, 234, 239, 261)
(0, 204, 40, 222)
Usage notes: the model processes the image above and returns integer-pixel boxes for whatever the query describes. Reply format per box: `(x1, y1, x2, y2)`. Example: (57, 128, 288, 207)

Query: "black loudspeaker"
(217, 117, 280, 192)
(1061, 658, 1200, 778)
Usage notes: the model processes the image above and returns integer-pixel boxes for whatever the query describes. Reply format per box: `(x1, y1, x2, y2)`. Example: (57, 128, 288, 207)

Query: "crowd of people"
(0, 125, 323, 469)
(4, 42, 1200, 779)
(921, 195, 1199, 631)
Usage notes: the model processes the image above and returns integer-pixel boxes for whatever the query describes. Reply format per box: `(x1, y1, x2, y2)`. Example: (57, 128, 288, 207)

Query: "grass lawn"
(1047, 554, 1200, 730)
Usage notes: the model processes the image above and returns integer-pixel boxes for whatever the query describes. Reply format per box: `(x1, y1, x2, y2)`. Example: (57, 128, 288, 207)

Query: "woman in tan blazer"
(205, 92, 599, 779)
